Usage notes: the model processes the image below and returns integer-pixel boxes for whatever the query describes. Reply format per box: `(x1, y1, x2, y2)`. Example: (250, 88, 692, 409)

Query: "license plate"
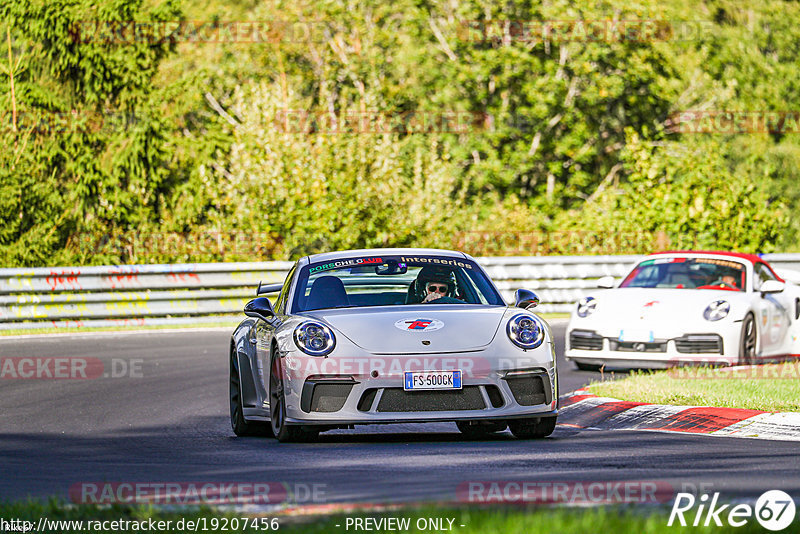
(404, 370, 462, 391)
(619, 329, 654, 342)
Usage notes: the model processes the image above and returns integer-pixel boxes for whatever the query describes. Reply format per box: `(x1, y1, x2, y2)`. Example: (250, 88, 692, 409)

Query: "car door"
(255, 264, 296, 402)
(752, 262, 791, 356)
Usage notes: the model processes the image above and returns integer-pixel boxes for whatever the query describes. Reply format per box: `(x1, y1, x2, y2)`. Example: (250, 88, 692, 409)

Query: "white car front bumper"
(565, 320, 743, 368)
(280, 342, 559, 426)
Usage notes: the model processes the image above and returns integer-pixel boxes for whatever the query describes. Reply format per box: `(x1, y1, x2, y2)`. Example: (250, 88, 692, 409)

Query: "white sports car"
(566, 251, 800, 369)
(230, 248, 559, 442)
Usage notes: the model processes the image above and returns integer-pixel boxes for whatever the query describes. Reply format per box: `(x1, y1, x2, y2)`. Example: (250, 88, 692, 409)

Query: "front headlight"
(577, 297, 597, 318)
(507, 314, 545, 349)
(294, 322, 336, 356)
(703, 300, 730, 321)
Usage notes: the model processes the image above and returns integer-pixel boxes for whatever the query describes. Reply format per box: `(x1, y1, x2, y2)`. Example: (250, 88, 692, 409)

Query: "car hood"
(302, 305, 509, 353)
(586, 288, 746, 323)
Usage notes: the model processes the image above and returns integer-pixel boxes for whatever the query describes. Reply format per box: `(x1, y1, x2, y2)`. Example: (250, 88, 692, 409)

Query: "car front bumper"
(565, 326, 742, 368)
(279, 343, 558, 425)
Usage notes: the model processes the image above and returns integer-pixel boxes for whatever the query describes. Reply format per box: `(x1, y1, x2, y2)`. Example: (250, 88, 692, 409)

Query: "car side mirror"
(244, 297, 275, 321)
(257, 281, 283, 296)
(760, 280, 785, 294)
(597, 276, 615, 289)
(514, 289, 539, 309)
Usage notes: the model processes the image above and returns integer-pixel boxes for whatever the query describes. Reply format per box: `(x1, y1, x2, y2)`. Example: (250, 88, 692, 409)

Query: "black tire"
(738, 313, 757, 365)
(575, 361, 602, 372)
(269, 352, 319, 443)
(230, 351, 272, 437)
(456, 421, 507, 438)
(508, 416, 557, 439)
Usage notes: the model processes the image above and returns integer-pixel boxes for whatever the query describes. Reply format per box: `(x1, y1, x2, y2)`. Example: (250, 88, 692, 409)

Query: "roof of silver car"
(304, 248, 470, 265)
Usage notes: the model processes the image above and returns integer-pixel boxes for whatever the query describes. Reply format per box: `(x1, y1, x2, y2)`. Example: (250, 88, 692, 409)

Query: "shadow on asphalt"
(4, 415, 800, 503)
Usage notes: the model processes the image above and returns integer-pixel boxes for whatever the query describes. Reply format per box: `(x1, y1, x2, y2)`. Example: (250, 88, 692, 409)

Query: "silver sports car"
(229, 248, 558, 442)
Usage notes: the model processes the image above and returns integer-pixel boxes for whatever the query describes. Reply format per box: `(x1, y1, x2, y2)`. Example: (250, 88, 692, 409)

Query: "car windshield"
(619, 257, 747, 291)
(291, 254, 505, 312)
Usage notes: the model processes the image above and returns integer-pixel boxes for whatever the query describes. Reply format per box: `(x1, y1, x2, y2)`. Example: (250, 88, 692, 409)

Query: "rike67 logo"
(669, 490, 796, 531)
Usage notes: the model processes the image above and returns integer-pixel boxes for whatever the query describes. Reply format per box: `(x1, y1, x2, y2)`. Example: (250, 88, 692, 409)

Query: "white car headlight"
(294, 322, 336, 356)
(577, 297, 597, 318)
(507, 314, 545, 349)
(703, 300, 730, 321)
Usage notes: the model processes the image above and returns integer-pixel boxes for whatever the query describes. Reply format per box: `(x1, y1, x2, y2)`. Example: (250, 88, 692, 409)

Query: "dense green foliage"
(2, 0, 798, 265)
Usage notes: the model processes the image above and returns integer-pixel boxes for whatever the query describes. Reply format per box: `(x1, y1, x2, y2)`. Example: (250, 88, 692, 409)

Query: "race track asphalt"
(1, 323, 799, 505)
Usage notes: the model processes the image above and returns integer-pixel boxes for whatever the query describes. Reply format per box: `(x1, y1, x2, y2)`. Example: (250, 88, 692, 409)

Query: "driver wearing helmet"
(407, 266, 462, 304)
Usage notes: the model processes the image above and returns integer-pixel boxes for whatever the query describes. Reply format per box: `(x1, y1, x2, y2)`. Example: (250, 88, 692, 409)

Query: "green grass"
(541, 312, 570, 320)
(588, 363, 800, 412)
(0, 501, 777, 533)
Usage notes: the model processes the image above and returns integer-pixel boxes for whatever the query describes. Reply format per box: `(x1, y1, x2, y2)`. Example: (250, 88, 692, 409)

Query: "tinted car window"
(753, 262, 777, 290)
(620, 257, 746, 291)
(274, 263, 296, 314)
(291, 255, 505, 312)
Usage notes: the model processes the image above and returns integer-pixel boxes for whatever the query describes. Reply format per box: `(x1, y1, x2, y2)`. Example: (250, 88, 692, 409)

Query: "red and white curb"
(559, 390, 800, 441)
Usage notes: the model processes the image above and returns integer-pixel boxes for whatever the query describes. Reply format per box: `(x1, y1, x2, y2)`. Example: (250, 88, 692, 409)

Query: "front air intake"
(674, 334, 723, 354)
(376, 387, 485, 412)
(569, 330, 603, 351)
(505, 375, 547, 406)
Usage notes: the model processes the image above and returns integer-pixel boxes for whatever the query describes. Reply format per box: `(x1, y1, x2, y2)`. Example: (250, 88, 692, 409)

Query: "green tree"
(560, 130, 787, 253)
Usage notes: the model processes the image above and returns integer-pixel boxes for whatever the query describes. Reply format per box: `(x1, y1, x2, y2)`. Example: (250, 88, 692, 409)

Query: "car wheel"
(230, 351, 272, 437)
(738, 313, 757, 365)
(456, 421, 507, 438)
(269, 352, 319, 443)
(575, 361, 602, 372)
(508, 416, 557, 439)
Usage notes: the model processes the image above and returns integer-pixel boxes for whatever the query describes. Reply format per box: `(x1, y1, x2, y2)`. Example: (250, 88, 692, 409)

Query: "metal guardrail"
(479, 255, 643, 312)
(0, 262, 293, 330)
(1, 254, 799, 329)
